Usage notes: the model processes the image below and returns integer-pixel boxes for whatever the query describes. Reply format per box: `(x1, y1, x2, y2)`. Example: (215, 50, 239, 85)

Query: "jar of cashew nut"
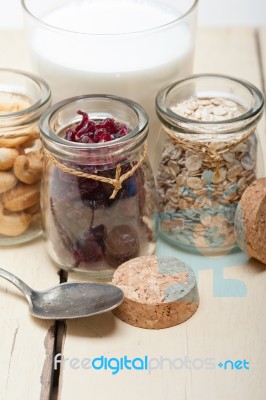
(0, 69, 51, 244)
(156, 74, 264, 255)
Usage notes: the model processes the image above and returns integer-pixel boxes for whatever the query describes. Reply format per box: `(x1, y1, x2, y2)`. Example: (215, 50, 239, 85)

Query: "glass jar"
(40, 95, 157, 279)
(156, 74, 264, 255)
(0, 68, 51, 245)
(21, 0, 198, 171)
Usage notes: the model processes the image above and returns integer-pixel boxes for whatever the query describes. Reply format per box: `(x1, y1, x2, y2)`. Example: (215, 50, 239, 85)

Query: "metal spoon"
(0, 268, 124, 319)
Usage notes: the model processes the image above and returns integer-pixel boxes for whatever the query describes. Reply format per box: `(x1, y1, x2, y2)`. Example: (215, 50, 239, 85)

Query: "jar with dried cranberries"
(40, 95, 157, 279)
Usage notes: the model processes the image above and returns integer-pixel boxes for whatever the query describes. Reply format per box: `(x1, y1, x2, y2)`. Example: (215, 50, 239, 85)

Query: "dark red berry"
(64, 110, 128, 143)
(80, 135, 92, 143)
(78, 177, 99, 194)
(118, 126, 128, 136)
(91, 224, 107, 241)
(75, 110, 89, 133)
(65, 128, 76, 141)
(74, 238, 103, 263)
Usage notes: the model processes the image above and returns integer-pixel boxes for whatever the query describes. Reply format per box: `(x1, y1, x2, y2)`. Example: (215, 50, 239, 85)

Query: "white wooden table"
(0, 27, 266, 400)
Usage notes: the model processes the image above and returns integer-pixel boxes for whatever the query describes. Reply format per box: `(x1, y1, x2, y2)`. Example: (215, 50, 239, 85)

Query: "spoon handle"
(0, 268, 32, 300)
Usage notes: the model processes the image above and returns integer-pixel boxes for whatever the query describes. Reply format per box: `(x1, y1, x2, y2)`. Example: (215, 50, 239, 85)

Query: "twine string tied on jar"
(41, 141, 148, 199)
(164, 126, 256, 177)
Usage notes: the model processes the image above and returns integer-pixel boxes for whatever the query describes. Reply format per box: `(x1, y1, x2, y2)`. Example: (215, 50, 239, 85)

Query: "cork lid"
(112, 256, 199, 329)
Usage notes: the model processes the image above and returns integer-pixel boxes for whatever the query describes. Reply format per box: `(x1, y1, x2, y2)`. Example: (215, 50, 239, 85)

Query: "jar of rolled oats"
(156, 74, 264, 255)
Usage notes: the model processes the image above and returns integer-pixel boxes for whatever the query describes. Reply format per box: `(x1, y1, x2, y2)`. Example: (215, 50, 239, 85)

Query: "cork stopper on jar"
(112, 255, 199, 329)
(234, 178, 266, 264)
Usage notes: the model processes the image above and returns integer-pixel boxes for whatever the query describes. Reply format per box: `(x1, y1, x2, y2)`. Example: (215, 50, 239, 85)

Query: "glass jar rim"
(40, 94, 149, 150)
(0, 68, 51, 122)
(156, 73, 264, 128)
(21, 0, 198, 37)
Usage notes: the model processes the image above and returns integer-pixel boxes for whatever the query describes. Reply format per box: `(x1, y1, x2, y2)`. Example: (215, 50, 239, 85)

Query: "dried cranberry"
(117, 126, 128, 136)
(75, 110, 89, 133)
(74, 238, 103, 263)
(65, 128, 76, 141)
(78, 177, 99, 194)
(63, 110, 128, 143)
(101, 118, 117, 132)
(94, 128, 112, 143)
(80, 135, 93, 143)
(91, 224, 107, 241)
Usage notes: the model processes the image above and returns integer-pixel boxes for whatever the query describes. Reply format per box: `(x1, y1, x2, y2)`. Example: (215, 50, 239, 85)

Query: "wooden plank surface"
(0, 241, 59, 400)
(0, 29, 31, 70)
(0, 31, 59, 400)
(0, 27, 266, 400)
(259, 27, 266, 94)
(59, 28, 266, 400)
(195, 27, 261, 86)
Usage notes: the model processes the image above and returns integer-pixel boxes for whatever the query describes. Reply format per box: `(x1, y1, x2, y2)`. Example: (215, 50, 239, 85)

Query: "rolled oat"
(157, 96, 258, 253)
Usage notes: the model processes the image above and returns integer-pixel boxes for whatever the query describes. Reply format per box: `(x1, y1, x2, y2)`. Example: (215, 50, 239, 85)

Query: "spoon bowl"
(0, 268, 124, 319)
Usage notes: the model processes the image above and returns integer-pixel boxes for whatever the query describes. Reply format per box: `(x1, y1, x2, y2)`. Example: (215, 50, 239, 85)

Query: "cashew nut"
(0, 203, 32, 237)
(19, 136, 37, 150)
(2, 182, 40, 211)
(0, 171, 17, 194)
(0, 136, 30, 148)
(0, 147, 19, 170)
(0, 129, 39, 148)
(14, 151, 42, 184)
(0, 101, 28, 113)
(25, 202, 40, 215)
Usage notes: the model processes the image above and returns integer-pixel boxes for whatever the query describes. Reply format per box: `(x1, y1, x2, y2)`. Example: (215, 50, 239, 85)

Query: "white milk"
(29, 0, 194, 168)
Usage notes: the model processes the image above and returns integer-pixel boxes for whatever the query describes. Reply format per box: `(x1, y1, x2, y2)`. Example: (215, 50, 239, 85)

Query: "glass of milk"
(21, 0, 198, 169)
